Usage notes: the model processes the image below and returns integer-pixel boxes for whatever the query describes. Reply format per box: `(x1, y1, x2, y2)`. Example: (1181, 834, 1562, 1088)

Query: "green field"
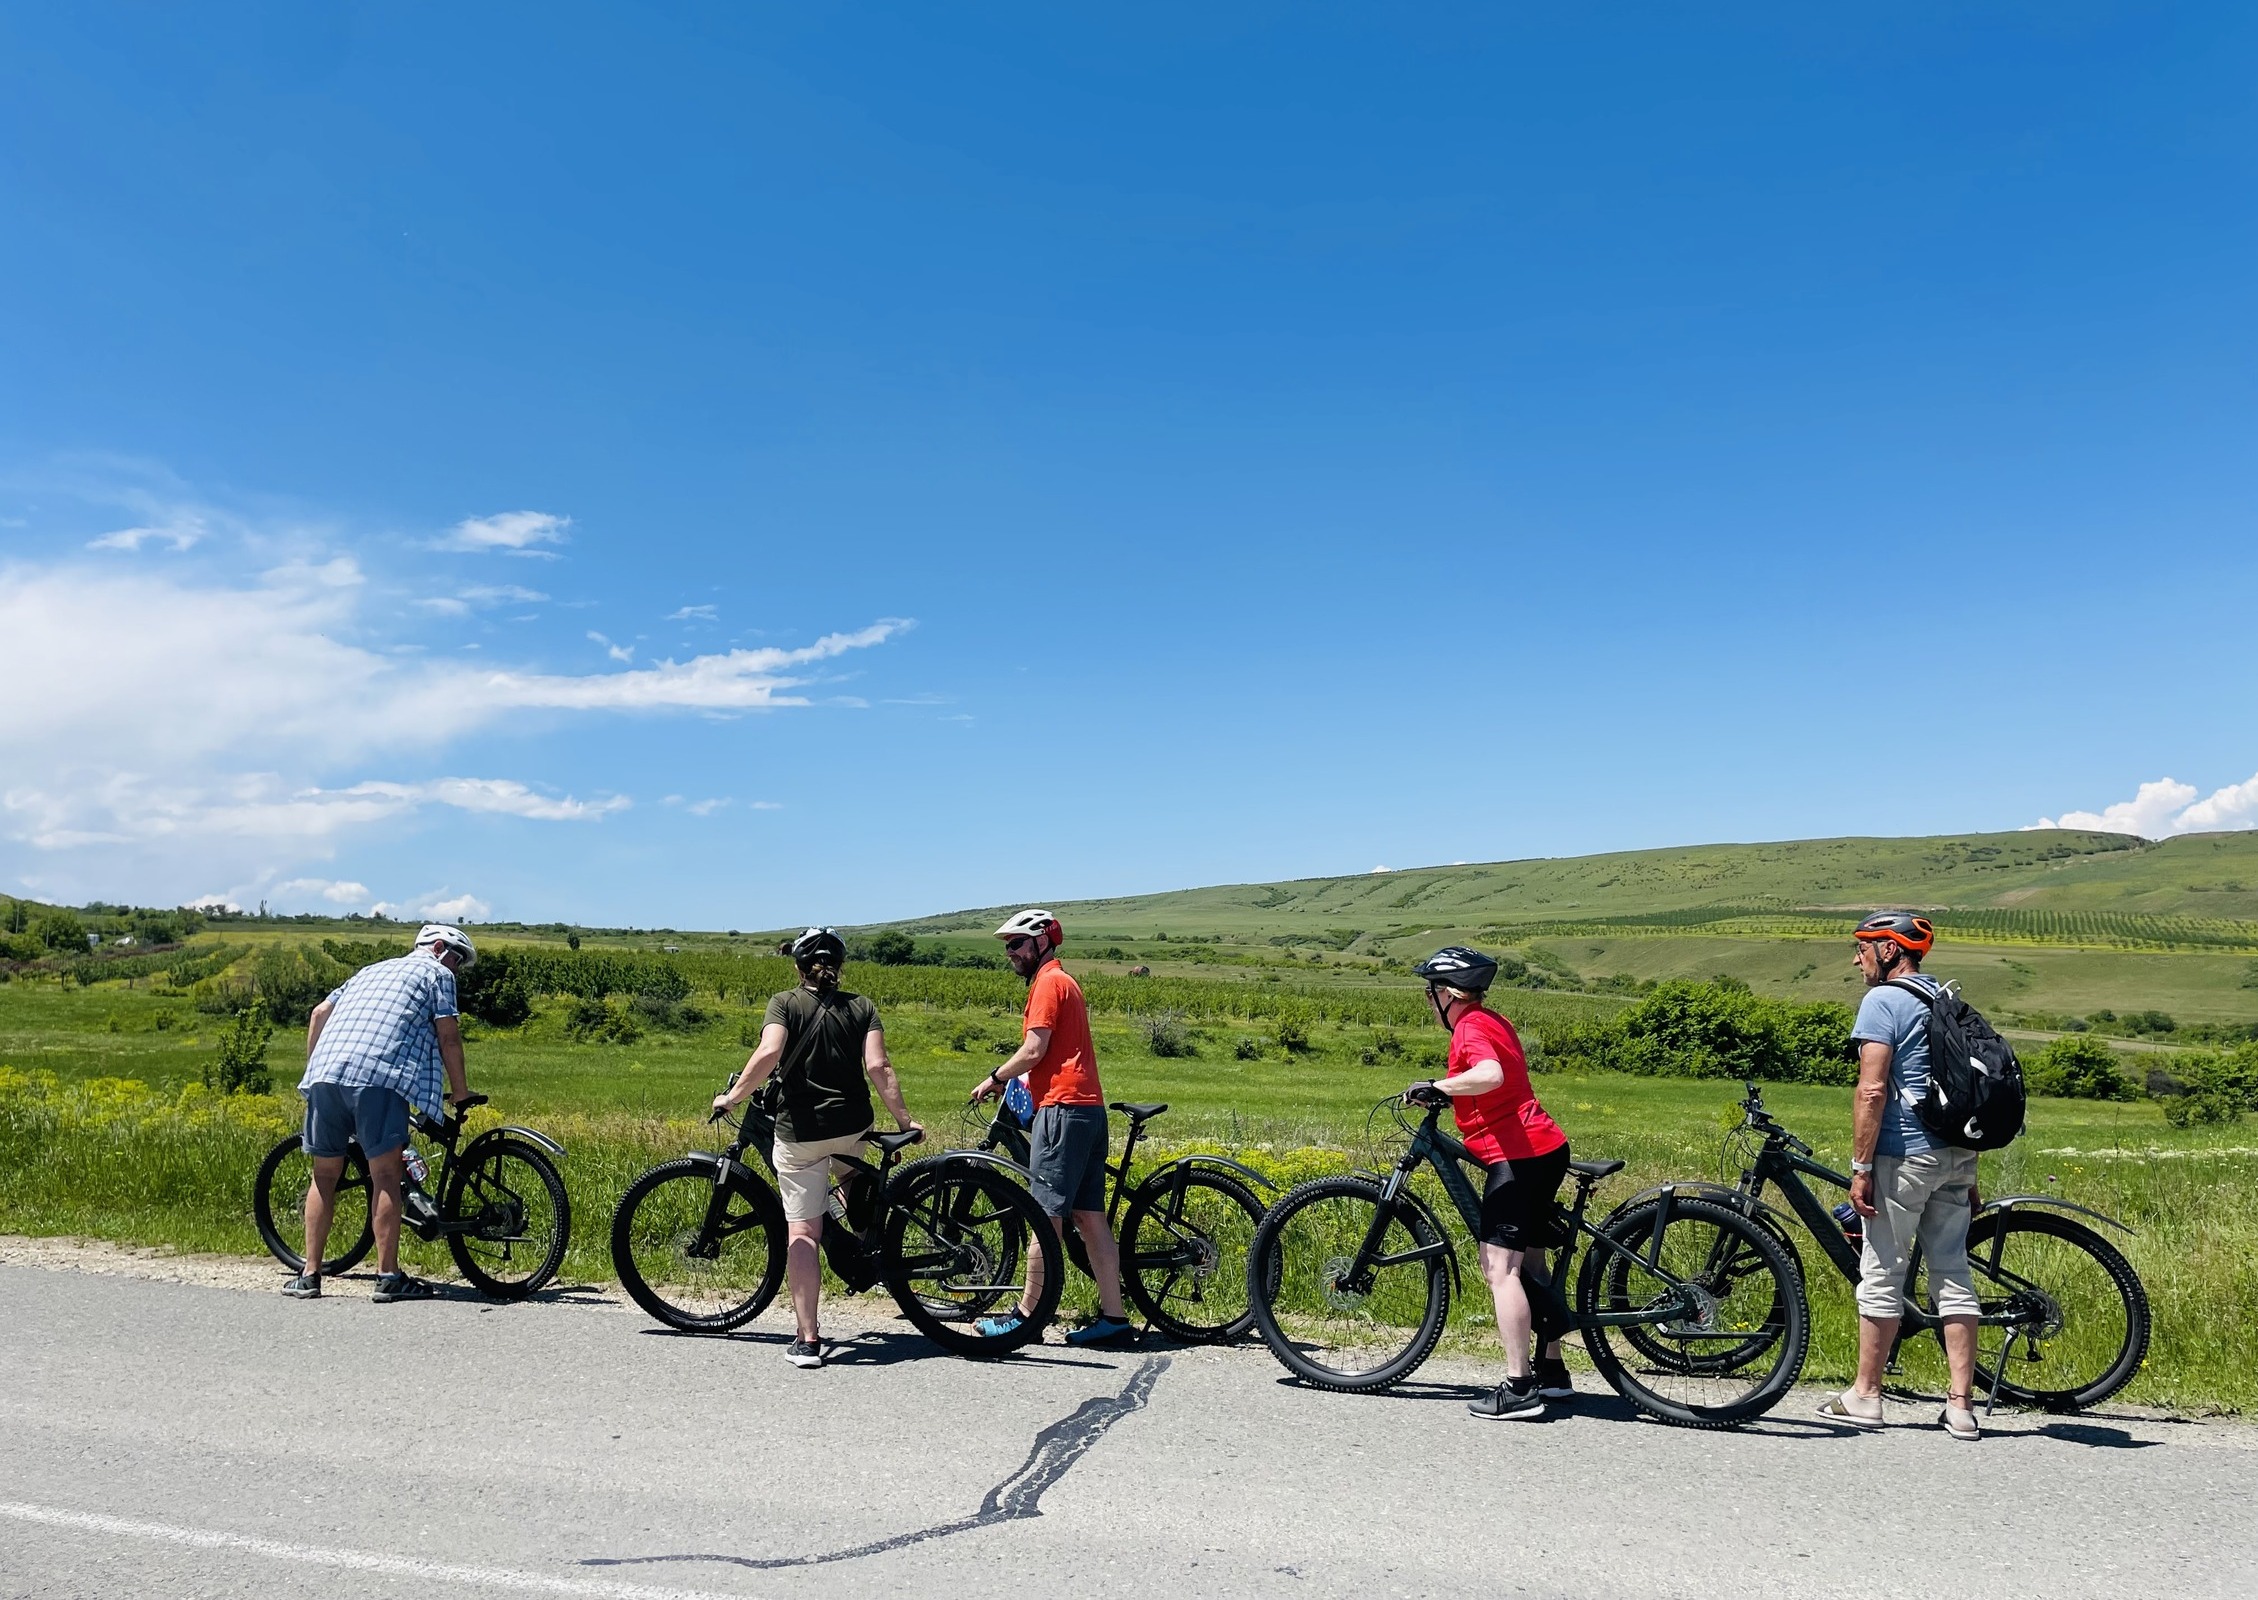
(6, 826, 2256, 1411)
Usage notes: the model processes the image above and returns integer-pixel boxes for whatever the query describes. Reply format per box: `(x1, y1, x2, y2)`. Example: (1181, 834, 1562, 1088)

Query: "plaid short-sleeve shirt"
(299, 951, 458, 1120)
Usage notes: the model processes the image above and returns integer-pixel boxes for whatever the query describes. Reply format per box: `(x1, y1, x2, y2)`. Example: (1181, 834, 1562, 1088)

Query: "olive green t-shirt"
(763, 986, 879, 1142)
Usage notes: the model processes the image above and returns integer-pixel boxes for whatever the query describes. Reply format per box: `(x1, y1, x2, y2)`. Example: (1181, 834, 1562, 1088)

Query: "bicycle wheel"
(253, 1133, 374, 1276)
(1600, 1201, 1795, 1377)
(443, 1138, 571, 1298)
(1120, 1167, 1266, 1344)
(1247, 1176, 1451, 1392)
(1951, 1209, 2150, 1412)
(882, 1156, 1061, 1358)
(1576, 1195, 1809, 1428)
(611, 1158, 786, 1331)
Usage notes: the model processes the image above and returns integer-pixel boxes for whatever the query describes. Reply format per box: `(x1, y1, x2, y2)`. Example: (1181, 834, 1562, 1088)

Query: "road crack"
(583, 1354, 1170, 1571)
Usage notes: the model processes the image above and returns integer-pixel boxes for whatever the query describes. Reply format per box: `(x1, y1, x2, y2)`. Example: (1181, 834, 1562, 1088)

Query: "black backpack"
(1886, 977, 2026, 1150)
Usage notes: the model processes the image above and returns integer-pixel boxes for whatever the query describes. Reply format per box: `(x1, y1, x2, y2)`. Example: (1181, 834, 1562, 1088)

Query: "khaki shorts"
(773, 1127, 874, 1223)
(1857, 1147, 1982, 1319)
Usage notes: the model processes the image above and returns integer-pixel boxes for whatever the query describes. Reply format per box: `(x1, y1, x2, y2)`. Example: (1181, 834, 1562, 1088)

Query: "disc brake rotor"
(1320, 1254, 1366, 1312)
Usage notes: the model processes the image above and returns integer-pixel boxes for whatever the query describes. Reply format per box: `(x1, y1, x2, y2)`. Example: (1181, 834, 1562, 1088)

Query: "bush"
(33, 909, 88, 953)
(461, 951, 534, 1028)
(2158, 1045, 2258, 1127)
(2027, 1035, 2138, 1101)
(1539, 980, 1853, 1085)
(1272, 1012, 1313, 1054)
(205, 1001, 273, 1095)
(564, 995, 642, 1044)
(1142, 1010, 1194, 1058)
(866, 929, 916, 966)
(1233, 1037, 1262, 1060)
(250, 944, 343, 1028)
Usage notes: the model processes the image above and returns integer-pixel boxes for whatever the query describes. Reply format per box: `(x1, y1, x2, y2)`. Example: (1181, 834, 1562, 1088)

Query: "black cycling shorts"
(1477, 1144, 1571, 1251)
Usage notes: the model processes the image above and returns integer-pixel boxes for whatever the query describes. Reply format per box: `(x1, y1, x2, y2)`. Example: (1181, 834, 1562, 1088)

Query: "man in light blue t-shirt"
(1816, 912, 1985, 1443)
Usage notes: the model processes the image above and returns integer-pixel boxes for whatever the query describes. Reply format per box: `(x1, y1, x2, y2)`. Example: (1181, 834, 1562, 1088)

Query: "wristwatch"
(1850, 1159, 1875, 1174)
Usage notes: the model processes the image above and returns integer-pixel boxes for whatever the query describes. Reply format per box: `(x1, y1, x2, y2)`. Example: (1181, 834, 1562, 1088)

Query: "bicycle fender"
(681, 1150, 769, 1187)
(1602, 1181, 1802, 1243)
(1975, 1195, 2135, 1237)
(461, 1124, 566, 1162)
(1154, 1154, 1279, 1194)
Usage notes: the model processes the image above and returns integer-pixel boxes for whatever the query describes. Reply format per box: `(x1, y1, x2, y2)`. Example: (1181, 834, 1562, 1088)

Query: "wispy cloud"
(89, 517, 207, 552)
(372, 889, 492, 922)
(2028, 770, 2258, 838)
(667, 603, 718, 622)
(588, 630, 634, 664)
(417, 583, 550, 617)
(441, 510, 570, 555)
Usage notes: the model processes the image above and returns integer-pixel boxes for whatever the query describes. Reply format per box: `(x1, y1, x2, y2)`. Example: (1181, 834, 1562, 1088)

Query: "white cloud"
(686, 798, 730, 817)
(443, 510, 569, 554)
(371, 889, 492, 922)
(588, 630, 634, 664)
(419, 584, 549, 615)
(2029, 771, 2258, 838)
(667, 604, 719, 622)
(89, 517, 206, 552)
(0, 558, 900, 901)
(276, 877, 374, 906)
(185, 894, 244, 913)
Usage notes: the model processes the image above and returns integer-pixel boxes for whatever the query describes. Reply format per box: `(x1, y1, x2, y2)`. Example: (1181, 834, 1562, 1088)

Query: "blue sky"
(2, 3, 2254, 927)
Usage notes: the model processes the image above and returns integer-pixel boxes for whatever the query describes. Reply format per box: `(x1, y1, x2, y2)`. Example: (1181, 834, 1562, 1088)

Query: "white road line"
(0, 1501, 761, 1600)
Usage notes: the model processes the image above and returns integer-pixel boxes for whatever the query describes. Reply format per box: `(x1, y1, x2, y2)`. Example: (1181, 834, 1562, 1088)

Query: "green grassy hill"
(904, 830, 2258, 940)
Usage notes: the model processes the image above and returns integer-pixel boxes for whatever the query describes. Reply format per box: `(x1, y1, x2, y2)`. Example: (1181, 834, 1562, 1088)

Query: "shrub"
(2159, 1045, 2258, 1127)
(1233, 1037, 1262, 1060)
(1540, 980, 1852, 1085)
(2027, 1035, 2137, 1101)
(565, 995, 642, 1044)
(33, 909, 88, 952)
(205, 1001, 274, 1095)
(1142, 1010, 1194, 1058)
(250, 944, 343, 1027)
(461, 951, 534, 1028)
(1273, 1012, 1313, 1054)
(866, 929, 916, 966)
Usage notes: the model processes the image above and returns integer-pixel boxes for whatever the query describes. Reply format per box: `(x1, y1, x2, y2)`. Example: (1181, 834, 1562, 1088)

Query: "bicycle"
(1246, 1088, 1809, 1427)
(608, 1082, 1064, 1357)
(961, 1094, 1274, 1343)
(253, 1092, 572, 1298)
(1688, 1079, 2151, 1413)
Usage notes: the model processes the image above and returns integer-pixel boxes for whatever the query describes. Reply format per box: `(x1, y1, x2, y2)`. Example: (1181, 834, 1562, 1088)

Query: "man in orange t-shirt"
(969, 909, 1133, 1345)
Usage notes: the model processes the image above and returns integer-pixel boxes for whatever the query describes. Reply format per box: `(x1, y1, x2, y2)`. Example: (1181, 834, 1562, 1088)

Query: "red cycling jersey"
(1445, 1005, 1566, 1165)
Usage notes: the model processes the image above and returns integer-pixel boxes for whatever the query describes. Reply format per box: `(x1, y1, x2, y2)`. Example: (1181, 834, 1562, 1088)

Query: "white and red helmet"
(994, 908, 1063, 948)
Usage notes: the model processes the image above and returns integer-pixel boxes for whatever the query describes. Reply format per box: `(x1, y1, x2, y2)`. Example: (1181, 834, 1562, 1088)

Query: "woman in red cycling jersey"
(1410, 946, 1574, 1421)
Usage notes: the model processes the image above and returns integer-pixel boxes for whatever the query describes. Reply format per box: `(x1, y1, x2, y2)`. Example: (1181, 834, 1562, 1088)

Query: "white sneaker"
(1941, 1402, 1980, 1442)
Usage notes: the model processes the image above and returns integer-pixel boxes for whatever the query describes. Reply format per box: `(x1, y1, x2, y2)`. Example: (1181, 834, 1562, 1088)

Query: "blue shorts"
(1028, 1104, 1110, 1217)
(303, 1082, 411, 1160)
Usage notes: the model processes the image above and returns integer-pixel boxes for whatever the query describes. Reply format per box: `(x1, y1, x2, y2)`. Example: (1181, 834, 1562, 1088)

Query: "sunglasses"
(1005, 936, 1036, 953)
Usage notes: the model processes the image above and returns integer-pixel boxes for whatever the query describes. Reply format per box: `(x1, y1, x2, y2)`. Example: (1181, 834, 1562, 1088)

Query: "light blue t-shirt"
(1852, 978, 1938, 1158)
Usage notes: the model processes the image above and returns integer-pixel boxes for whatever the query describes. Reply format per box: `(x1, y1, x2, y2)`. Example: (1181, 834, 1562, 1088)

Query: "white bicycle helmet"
(417, 924, 478, 968)
(994, 908, 1063, 946)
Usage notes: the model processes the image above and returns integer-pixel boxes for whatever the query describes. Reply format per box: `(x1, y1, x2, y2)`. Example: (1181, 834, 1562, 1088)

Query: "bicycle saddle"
(872, 1127, 926, 1156)
(1568, 1158, 1625, 1180)
(1109, 1101, 1168, 1121)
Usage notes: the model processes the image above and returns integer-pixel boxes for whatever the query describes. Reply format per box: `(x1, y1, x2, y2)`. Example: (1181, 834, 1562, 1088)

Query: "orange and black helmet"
(1854, 911, 1934, 955)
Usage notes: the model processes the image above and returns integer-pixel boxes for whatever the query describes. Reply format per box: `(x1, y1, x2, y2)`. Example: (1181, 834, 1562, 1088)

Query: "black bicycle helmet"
(783, 926, 847, 965)
(1412, 945, 1498, 992)
(1853, 911, 1935, 957)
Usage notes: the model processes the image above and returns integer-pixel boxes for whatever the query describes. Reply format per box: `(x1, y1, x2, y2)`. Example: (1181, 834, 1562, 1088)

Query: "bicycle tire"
(611, 1158, 785, 1331)
(1247, 1175, 1451, 1393)
(1576, 1195, 1809, 1429)
(1601, 1201, 1794, 1377)
(253, 1133, 374, 1276)
(1120, 1167, 1266, 1343)
(443, 1137, 571, 1298)
(1955, 1209, 2150, 1413)
(881, 1156, 1061, 1358)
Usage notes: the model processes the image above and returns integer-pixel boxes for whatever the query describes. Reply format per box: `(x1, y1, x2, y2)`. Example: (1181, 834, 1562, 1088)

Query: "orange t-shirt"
(1023, 960, 1102, 1107)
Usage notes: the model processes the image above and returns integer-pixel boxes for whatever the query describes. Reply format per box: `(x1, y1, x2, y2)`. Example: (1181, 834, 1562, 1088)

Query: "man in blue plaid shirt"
(283, 924, 479, 1302)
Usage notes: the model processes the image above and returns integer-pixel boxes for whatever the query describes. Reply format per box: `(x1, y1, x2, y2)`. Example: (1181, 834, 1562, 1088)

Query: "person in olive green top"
(713, 927, 922, 1368)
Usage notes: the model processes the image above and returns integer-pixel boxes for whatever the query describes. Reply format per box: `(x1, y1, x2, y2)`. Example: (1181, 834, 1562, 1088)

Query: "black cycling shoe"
(279, 1274, 321, 1300)
(1469, 1379, 1546, 1421)
(1535, 1358, 1576, 1400)
(370, 1272, 434, 1304)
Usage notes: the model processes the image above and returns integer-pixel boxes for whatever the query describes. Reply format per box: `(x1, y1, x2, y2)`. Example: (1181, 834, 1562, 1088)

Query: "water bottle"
(402, 1146, 429, 1187)
(1832, 1202, 1864, 1249)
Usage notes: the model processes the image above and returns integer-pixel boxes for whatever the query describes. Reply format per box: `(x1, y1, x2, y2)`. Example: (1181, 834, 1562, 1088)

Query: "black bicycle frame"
(1361, 1104, 1707, 1336)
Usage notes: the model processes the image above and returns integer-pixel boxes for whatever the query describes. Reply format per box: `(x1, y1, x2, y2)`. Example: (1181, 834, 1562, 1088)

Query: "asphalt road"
(3, 1262, 2252, 1600)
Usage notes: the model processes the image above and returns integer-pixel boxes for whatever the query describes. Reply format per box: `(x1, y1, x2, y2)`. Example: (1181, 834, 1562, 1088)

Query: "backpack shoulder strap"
(1883, 976, 1941, 1006)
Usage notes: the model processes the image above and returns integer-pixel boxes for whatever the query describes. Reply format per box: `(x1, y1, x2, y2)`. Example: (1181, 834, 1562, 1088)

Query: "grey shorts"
(303, 1082, 411, 1160)
(1857, 1147, 1982, 1319)
(1027, 1104, 1110, 1217)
